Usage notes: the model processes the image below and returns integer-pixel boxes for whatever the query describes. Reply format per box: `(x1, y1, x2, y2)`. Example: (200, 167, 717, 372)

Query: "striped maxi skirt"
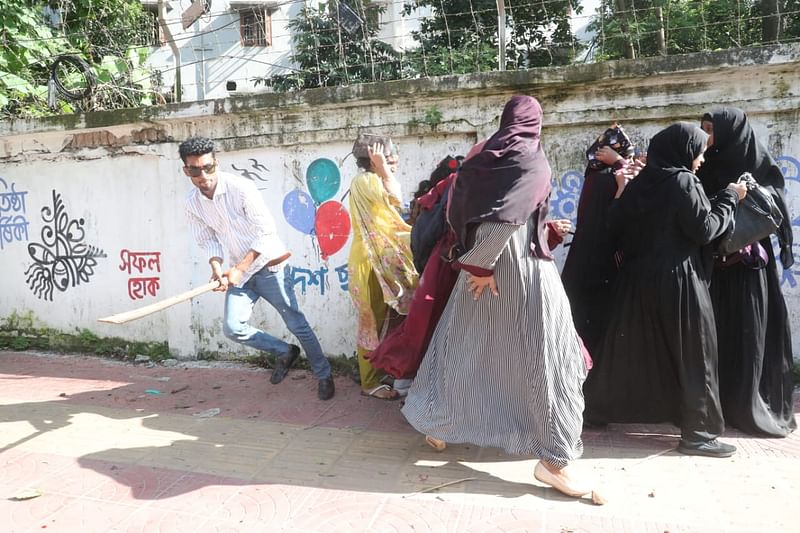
(402, 221, 587, 468)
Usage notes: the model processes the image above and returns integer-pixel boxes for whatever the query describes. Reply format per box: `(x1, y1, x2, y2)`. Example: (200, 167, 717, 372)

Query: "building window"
(240, 8, 272, 47)
(365, 4, 382, 28)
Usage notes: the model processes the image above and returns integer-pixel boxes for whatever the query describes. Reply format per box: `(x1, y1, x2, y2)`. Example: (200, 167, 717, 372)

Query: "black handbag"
(716, 173, 784, 257)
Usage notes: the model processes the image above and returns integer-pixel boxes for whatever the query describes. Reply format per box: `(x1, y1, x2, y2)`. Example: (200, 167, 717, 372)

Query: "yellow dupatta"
(348, 170, 418, 351)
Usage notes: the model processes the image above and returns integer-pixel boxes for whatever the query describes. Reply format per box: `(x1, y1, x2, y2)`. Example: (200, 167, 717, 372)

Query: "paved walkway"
(0, 351, 797, 533)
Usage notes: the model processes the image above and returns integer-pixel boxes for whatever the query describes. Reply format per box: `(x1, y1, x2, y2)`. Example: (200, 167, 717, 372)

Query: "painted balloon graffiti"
(282, 158, 351, 260)
(282, 189, 316, 235)
(306, 158, 341, 204)
(315, 200, 351, 259)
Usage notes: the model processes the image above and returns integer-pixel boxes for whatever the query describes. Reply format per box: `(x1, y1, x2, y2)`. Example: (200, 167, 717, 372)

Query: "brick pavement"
(0, 351, 798, 533)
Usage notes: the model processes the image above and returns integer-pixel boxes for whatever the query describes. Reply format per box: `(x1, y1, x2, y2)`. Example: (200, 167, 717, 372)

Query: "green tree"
(258, 0, 402, 92)
(402, 0, 582, 75)
(785, 0, 800, 38)
(0, 0, 67, 115)
(589, 0, 797, 60)
(57, 0, 153, 59)
(0, 0, 155, 118)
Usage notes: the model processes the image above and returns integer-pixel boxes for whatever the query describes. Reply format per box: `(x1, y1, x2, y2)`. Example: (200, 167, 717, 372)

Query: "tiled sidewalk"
(0, 351, 797, 532)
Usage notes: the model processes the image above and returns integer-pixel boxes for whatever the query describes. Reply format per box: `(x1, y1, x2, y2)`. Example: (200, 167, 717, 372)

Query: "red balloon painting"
(314, 200, 351, 260)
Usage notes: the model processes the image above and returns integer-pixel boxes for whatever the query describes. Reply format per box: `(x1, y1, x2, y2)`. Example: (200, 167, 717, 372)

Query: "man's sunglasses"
(184, 162, 218, 177)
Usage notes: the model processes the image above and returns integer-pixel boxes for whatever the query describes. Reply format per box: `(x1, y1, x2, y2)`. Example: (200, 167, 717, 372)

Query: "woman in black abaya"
(562, 125, 637, 355)
(583, 123, 746, 457)
(697, 107, 797, 438)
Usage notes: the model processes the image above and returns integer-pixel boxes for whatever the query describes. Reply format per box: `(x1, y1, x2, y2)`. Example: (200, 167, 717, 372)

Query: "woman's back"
(615, 171, 715, 273)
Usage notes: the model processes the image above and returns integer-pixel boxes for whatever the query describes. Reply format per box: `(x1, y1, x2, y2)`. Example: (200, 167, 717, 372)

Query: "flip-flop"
(361, 384, 399, 401)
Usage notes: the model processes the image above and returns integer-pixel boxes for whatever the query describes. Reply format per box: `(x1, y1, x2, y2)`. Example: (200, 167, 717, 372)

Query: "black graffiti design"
(25, 190, 107, 301)
(249, 158, 269, 173)
(231, 159, 269, 182)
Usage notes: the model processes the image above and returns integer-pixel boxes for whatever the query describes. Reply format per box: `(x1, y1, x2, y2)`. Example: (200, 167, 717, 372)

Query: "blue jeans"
(223, 266, 331, 379)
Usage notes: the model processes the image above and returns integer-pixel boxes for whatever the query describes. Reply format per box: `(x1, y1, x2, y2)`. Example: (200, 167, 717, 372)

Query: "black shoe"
(318, 377, 335, 401)
(270, 345, 299, 384)
(677, 438, 736, 458)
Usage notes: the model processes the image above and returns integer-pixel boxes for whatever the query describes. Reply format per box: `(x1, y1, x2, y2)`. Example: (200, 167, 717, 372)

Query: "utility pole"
(496, 0, 506, 71)
(615, 0, 636, 59)
(158, 0, 182, 102)
(655, 7, 666, 55)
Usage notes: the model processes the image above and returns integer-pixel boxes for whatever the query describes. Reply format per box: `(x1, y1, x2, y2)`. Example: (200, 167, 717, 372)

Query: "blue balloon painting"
(282, 189, 316, 235)
(306, 158, 341, 204)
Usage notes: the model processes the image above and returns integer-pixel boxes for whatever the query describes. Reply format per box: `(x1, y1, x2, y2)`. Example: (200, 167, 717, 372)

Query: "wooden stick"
(402, 477, 477, 498)
(97, 280, 220, 324)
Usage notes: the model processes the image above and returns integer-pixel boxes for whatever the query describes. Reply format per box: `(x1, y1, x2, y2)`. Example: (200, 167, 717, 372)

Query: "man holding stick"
(181, 136, 335, 400)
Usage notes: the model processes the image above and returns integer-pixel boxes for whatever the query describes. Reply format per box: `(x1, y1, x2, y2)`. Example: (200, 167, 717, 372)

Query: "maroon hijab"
(448, 95, 554, 258)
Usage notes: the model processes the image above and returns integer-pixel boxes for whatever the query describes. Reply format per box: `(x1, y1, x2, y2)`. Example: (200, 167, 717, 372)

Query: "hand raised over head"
(368, 143, 388, 171)
(595, 145, 623, 166)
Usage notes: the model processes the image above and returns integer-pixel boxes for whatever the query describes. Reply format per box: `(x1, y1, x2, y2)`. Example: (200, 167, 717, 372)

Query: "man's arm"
(208, 256, 229, 291)
(236, 179, 288, 267)
(224, 249, 260, 286)
(186, 206, 229, 292)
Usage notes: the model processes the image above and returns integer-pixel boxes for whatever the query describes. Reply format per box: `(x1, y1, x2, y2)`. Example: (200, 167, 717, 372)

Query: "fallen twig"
(402, 477, 477, 498)
(629, 447, 674, 467)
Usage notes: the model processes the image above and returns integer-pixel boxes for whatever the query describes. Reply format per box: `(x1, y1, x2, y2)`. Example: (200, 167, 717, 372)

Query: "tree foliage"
(402, 0, 583, 75)
(0, 0, 155, 118)
(0, 0, 65, 115)
(782, 0, 800, 40)
(260, 0, 582, 91)
(258, 0, 402, 91)
(590, 0, 800, 60)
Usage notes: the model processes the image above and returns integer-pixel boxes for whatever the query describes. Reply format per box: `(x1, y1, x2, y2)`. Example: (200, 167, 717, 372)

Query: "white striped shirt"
(185, 172, 288, 286)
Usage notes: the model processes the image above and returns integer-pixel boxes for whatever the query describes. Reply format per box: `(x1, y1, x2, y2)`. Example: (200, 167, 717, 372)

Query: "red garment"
(417, 175, 452, 210)
(545, 221, 564, 249)
(365, 235, 459, 379)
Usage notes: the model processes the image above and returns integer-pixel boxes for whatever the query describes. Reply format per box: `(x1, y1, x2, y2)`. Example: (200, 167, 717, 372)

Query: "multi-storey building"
(140, 0, 420, 102)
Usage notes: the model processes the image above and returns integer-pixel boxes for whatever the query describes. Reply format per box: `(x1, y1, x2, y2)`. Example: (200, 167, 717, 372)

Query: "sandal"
(425, 435, 447, 451)
(361, 384, 399, 401)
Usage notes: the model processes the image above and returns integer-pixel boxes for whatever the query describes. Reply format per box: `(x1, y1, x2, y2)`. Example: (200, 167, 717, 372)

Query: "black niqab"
(697, 107, 793, 268)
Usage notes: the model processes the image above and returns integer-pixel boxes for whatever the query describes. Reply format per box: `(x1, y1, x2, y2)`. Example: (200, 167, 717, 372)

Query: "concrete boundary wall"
(1, 44, 799, 360)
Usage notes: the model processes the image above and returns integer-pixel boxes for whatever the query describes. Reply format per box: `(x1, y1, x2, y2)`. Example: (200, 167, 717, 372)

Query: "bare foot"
(425, 435, 446, 451)
(533, 460, 591, 498)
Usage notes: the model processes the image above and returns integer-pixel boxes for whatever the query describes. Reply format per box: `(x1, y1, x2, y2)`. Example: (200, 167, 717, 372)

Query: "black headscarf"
(447, 95, 552, 258)
(697, 107, 793, 268)
(620, 123, 708, 217)
(646, 122, 707, 179)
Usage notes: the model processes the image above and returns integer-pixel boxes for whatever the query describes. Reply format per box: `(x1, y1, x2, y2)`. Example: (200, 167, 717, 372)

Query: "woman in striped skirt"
(402, 95, 592, 498)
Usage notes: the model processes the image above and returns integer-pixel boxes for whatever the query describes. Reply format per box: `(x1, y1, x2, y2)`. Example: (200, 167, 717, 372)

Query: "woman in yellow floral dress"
(347, 136, 418, 400)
